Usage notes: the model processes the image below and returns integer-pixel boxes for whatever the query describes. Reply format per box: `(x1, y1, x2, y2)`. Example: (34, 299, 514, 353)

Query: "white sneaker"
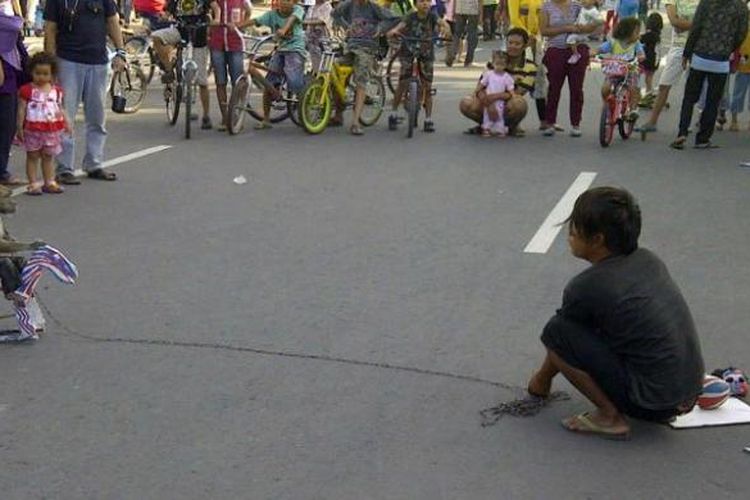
(570, 127, 582, 137)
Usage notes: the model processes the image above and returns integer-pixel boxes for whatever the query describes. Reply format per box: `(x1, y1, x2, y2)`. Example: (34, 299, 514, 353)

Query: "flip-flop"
(694, 142, 720, 149)
(254, 122, 272, 130)
(87, 169, 117, 181)
(669, 138, 686, 150)
(561, 412, 631, 441)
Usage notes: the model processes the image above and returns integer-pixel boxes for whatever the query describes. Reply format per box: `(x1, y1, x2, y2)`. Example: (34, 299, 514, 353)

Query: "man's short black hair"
(506, 27, 530, 45)
(567, 187, 641, 255)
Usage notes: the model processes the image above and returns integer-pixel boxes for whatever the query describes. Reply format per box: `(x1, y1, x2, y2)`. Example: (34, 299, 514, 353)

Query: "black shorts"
(541, 315, 679, 422)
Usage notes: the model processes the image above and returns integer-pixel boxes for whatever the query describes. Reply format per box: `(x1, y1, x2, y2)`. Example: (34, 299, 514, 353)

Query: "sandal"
(254, 122, 272, 130)
(694, 142, 720, 149)
(56, 171, 81, 185)
(0, 175, 26, 186)
(669, 137, 686, 150)
(42, 182, 64, 194)
(350, 125, 364, 136)
(561, 412, 631, 441)
(25, 183, 43, 196)
(87, 168, 117, 181)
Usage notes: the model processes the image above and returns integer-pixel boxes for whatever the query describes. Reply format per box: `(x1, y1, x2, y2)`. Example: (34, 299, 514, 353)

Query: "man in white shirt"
(637, 0, 699, 134)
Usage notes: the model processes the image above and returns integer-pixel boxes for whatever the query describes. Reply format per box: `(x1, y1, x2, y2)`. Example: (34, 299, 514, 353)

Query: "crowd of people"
(0, 0, 749, 193)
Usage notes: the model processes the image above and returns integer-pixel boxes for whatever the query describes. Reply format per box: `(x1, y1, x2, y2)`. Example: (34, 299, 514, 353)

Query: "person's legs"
(211, 49, 229, 127)
(459, 95, 483, 125)
(448, 15, 468, 65)
(0, 93, 17, 181)
(567, 45, 588, 128)
(194, 47, 211, 127)
(677, 68, 705, 139)
(25, 150, 41, 189)
(537, 315, 630, 433)
(543, 48, 567, 129)
(56, 58, 84, 175)
(81, 63, 109, 172)
(731, 73, 750, 128)
(504, 94, 528, 130)
(695, 72, 728, 145)
(464, 15, 480, 65)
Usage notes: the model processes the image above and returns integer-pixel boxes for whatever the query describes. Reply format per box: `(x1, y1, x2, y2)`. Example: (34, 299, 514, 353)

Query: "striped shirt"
(508, 58, 538, 93)
(542, 0, 581, 49)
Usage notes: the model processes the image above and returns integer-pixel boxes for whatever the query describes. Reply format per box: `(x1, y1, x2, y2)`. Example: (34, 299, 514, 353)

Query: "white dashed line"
(523, 172, 597, 254)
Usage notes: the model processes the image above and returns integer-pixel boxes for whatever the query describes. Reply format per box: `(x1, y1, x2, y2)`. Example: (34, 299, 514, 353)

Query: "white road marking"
(523, 172, 597, 254)
(10, 145, 172, 197)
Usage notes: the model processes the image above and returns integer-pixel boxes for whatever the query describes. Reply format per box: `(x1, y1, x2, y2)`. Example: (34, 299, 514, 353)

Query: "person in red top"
(208, 0, 252, 130)
(16, 52, 71, 195)
(134, 0, 170, 30)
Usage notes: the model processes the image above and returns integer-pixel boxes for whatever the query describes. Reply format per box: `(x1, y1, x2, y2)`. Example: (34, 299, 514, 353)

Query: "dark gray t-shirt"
(558, 248, 704, 410)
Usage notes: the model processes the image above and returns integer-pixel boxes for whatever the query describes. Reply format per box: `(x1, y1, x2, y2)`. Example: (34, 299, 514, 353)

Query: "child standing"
(479, 50, 515, 137)
(566, 0, 601, 65)
(16, 52, 69, 196)
(303, 0, 333, 73)
(387, 0, 449, 133)
(639, 12, 662, 100)
(730, 29, 750, 131)
(209, 0, 252, 131)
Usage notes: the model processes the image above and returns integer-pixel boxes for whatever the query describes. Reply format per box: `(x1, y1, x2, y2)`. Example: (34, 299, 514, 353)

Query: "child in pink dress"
(16, 52, 70, 195)
(480, 51, 515, 137)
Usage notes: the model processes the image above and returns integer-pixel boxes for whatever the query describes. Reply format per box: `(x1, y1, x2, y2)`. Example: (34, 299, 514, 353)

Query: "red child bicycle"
(598, 57, 639, 148)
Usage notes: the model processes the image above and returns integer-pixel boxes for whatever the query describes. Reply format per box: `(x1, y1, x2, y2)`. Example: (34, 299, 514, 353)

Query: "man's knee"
(505, 96, 528, 127)
(460, 96, 482, 123)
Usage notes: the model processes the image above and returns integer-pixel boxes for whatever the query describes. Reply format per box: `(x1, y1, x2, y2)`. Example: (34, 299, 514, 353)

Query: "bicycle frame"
(314, 47, 354, 106)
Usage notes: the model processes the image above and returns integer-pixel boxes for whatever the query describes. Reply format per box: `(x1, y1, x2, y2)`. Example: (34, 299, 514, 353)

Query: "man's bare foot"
(562, 410, 630, 440)
(527, 371, 552, 398)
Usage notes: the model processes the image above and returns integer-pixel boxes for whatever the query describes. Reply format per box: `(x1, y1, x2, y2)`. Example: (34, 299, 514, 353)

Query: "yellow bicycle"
(299, 40, 386, 134)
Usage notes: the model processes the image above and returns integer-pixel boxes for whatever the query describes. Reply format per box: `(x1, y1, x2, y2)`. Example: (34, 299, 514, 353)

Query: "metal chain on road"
(35, 294, 572, 424)
(479, 391, 571, 426)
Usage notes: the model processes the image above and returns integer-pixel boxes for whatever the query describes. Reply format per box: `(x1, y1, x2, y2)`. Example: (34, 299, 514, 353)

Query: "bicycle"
(298, 39, 386, 135)
(163, 21, 208, 140)
(387, 35, 442, 138)
(106, 44, 148, 114)
(227, 34, 303, 135)
(597, 57, 639, 148)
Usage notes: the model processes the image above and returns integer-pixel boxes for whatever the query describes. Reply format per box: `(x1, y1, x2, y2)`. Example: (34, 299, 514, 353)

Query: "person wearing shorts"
(333, 0, 398, 135)
(386, 0, 448, 132)
(208, 0, 251, 131)
(241, 0, 307, 129)
(152, 0, 213, 129)
(528, 187, 704, 440)
(637, 0, 699, 133)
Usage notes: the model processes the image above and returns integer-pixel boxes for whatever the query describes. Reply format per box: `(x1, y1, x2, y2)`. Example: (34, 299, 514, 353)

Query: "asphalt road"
(1, 39, 749, 500)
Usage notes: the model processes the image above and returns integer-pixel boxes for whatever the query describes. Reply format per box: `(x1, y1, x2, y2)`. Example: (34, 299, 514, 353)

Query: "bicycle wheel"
(165, 80, 181, 125)
(184, 81, 192, 139)
(228, 74, 250, 135)
(359, 77, 386, 127)
(124, 36, 155, 84)
(618, 107, 636, 140)
(406, 79, 418, 138)
(121, 67, 148, 114)
(299, 78, 332, 134)
(247, 66, 290, 123)
(599, 101, 615, 148)
(385, 51, 400, 95)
